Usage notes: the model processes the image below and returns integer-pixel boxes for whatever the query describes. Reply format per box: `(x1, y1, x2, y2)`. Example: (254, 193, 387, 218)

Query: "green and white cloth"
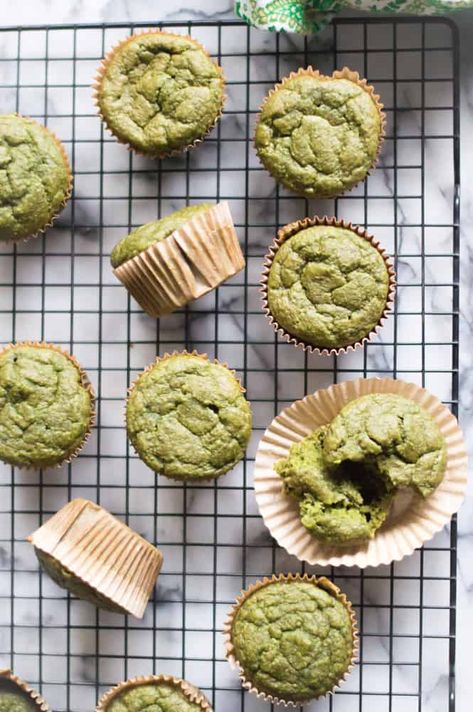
(235, 0, 472, 33)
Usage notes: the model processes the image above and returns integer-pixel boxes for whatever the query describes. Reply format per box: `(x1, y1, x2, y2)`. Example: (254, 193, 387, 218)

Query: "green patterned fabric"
(236, 0, 472, 33)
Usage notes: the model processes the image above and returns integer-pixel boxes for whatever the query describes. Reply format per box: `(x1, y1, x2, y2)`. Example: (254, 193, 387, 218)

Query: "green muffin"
(324, 393, 447, 498)
(0, 114, 72, 241)
(229, 577, 354, 702)
(96, 31, 225, 157)
(0, 694, 35, 712)
(276, 426, 394, 544)
(266, 221, 391, 350)
(101, 679, 208, 712)
(126, 352, 252, 481)
(111, 203, 212, 268)
(255, 67, 384, 198)
(0, 343, 94, 468)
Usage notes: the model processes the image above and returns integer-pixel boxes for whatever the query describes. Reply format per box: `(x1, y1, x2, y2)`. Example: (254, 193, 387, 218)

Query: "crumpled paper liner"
(0, 669, 51, 711)
(113, 201, 245, 318)
(255, 66, 386, 198)
(93, 29, 225, 160)
(28, 498, 163, 619)
(253, 378, 467, 568)
(260, 215, 396, 355)
(95, 674, 213, 712)
(5, 114, 73, 244)
(223, 573, 359, 706)
(0, 341, 95, 469)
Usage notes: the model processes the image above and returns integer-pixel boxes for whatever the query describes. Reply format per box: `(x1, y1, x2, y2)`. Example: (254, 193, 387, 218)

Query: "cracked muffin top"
(126, 353, 252, 480)
(266, 224, 390, 349)
(111, 203, 212, 267)
(104, 681, 204, 712)
(255, 69, 383, 198)
(96, 31, 225, 156)
(230, 578, 353, 701)
(0, 344, 93, 468)
(324, 393, 447, 498)
(0, 114, 71, 241)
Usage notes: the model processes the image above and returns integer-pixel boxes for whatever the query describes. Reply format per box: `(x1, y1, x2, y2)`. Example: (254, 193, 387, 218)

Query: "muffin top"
(0, 114, 70, 241)
(97, 32, 224, 156)
(255, 70, 382, 198)
(105, 681, 204, 712)
(324, 394, 447, 498)
(0, 694, 35, 712)
(127, 353, 252, 480)
(0, 344, 93, 468)
(231, 579, 353, 701)
(111, 203, 212, 268)
(276, 426, 394, 544)
(266, 224, 390, 349)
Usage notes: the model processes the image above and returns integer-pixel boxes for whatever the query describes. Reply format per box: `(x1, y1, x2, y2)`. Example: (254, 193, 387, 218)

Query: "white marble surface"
(0, 1, 471, 711)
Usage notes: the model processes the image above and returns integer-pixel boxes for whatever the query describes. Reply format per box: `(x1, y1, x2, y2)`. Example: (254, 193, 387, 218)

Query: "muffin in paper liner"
(93, 29, 225, 160)
(0, 669, 51, 711)
(113, 201, 245, 318)
(95, 674, 213, 712)
(253, 378, 467, 568)
(27, 498, 163, 619)
(260, 215, 396, 355)
(254, 66, 386, 199)
(223, 573, 359, 706)
(0, 341, 95, 469)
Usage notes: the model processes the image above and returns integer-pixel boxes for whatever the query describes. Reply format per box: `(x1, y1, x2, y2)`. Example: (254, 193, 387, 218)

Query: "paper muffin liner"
(93, 29, 225, 160)
(255, 66, 386, 199)
(253, 378, 468, 568)
(126, 350, 250, 482)
(27, 498, 163, 619)
(223, 573, 359, 706)
(6, 114, 73, 244)
(95, 674, 213, 712)
(0, 669, 51, 712)
(261, 215, 396, 356)
(0, 341, 95, 469)
(113, 202, 245, 318)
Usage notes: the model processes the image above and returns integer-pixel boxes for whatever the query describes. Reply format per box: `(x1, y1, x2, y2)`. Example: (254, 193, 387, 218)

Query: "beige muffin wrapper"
(255, 66, 385, 199)
(261, 215, 396, 355)
(223, 573, 359, 707)
(95, 674, 213, 712)
(113, 201, 245, 318)
(0, 669, 51, 711)
(27, 498, 163, 619)
(93, 29, 225, 160)
(126, 350, 250, 483)
(253, 378, 468, 568)
(0, 341, 95, 469)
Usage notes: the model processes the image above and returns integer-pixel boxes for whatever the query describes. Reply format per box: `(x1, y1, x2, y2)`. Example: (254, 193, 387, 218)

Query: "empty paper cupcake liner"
(93, 29, 225, 160)
(95, 674, 213, 712)
(28, 498, 163, 619)
(0, 669, 51, 711)
(261, 215, 396, 355)
(0, 341, 95, 469)
(223, 573, 359, 706)
(253, 378, 467, 568)
(113, 201, 245, 318)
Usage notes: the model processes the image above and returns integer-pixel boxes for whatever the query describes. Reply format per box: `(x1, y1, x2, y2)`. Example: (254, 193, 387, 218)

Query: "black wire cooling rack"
(0, 15, 460, 712)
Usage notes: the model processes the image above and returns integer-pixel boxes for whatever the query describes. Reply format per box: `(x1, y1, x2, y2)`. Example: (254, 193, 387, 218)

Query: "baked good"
(96, 675, 212, 712)
(0, 669, 50, 712)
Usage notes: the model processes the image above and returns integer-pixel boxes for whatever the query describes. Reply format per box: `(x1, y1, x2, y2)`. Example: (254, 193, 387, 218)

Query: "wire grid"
(0, 16, 459, 712)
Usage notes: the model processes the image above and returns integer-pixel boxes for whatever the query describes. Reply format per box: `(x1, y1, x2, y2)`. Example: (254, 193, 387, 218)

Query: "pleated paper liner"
(0, 341, 95, 469)
(253, 378, 468, 568)
(0, 669, 51, 711)
(114, 201, 245, 318)
(255, 66, 386, 198)
(260, 215, 396, 356)
(223, 573, 359, 707)
(5, 115, 73, 244)
(28, 498, 163, 619)
(96, 674, 213, 712)
(93, 29, 225, 160)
